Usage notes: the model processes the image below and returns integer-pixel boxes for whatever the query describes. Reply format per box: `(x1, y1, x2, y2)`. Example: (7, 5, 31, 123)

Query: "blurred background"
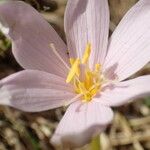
(0, 0, 150, 150)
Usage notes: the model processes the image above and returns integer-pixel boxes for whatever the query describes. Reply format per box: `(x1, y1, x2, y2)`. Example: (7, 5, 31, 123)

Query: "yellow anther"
(78, 82, 87, 94)
(69, 58, 75, 66)
(81, 43, 91, 64)
(66, 58, 80, 83)
(95, 64, 101, 72)
(85, 70, 93, 89)
(69, 58, 80, 77)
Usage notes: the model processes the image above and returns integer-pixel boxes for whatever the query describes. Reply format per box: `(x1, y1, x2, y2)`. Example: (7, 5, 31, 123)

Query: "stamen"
(78, 82, 87, 94)
(66, 43, 106, 102)
(69, 58, 75, 66)
(85, 70, 93, 89)
(81, 43, 91, 64)
(95, 64, 101, 72)
(70, 58, 80, 76)
(66, 58, 80, 83)
(50, 43, 70, 70)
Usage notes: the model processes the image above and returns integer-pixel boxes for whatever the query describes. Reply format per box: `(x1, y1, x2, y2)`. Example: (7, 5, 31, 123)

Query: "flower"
(0, 0, 150, 148)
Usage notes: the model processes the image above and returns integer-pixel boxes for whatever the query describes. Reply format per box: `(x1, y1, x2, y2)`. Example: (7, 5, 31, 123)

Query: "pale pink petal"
(64, 0, 109, 68)
(104, 0, 150, 81)
(0, 1, 69, 78)
(98, 75, 150, 107)
(0, 70, 75, 112)
(51, 101, 113, 148)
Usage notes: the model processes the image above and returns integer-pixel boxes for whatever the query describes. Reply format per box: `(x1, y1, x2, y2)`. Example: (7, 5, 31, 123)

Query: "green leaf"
(90, 135, 101, 150)
(144, 97, 150, 107)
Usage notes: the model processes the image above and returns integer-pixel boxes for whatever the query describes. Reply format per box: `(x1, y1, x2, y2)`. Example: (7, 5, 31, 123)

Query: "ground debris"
(0, 0, 149, 150)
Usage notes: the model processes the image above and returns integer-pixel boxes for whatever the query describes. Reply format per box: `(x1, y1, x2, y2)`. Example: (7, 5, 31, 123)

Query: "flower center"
(66, 43, 105, 102)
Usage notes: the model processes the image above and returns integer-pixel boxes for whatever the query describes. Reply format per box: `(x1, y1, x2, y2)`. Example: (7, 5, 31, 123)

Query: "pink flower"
(0, 0, 150, 148)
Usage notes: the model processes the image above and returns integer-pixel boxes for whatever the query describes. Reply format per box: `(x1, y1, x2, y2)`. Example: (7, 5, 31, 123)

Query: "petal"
(98, 75, 150, 107)
(51, 101, 113, 148)
(0, 70, 75, 112)
(104, 0, 150, 81)
(0, 1, 69, 78)
(64, 0, 109, 68)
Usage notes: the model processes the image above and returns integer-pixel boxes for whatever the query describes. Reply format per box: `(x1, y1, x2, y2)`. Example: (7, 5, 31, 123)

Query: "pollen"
(66, 43, 105, 102)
